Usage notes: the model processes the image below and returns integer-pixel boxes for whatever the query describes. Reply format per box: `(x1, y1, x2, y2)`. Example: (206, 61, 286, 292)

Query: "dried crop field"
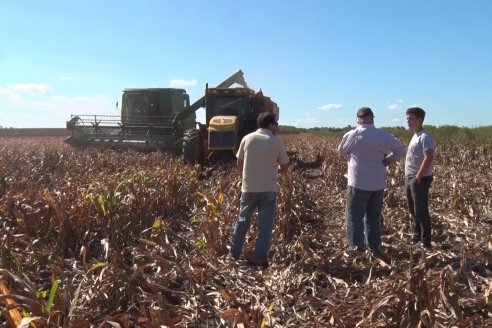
(0, 133, 491, 327)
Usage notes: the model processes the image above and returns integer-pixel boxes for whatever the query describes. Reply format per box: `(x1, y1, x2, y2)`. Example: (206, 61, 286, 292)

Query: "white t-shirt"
(236, 128, 289, 192)
(405, 129, 435, 177)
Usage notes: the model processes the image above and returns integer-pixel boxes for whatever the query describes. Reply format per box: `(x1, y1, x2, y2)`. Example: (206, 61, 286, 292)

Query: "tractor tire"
(182, 129, 203, 164)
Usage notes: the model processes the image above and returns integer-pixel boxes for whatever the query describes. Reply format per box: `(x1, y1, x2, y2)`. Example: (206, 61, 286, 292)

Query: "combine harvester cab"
(65, 88, 194, 151)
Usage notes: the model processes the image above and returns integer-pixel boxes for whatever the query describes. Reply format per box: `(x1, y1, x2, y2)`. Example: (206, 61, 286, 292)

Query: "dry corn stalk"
(0, 280, 23, 327)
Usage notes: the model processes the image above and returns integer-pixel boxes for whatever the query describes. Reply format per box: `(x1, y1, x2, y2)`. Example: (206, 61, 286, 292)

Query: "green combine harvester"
(64, 70, 279, 163)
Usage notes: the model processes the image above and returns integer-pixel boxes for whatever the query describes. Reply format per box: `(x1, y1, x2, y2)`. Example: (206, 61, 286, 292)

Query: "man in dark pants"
(405, 107, 435, 249)
(229, 112, 289, 268)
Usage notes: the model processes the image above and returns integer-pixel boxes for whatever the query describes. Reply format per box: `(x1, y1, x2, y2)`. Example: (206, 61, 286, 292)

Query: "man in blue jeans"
(405, 107, 435, 249)
(338, 107, 405, 253)
(229, 112, 289, 268)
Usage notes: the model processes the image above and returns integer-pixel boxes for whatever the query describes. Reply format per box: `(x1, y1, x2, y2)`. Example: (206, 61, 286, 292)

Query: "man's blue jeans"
(230, 192, 277, 264)
(345, 186, 384, 251)
(406, 175, 433, 245)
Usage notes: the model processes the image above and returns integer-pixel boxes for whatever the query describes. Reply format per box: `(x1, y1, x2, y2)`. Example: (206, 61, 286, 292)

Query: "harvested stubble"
(0, 134, 491, 327)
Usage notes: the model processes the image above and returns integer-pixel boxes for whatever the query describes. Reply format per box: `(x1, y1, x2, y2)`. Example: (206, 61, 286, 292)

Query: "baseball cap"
(357, 107, 374, 118)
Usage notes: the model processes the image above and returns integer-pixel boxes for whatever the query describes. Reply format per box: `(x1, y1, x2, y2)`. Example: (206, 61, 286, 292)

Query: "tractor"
(181, 86, 278, 163)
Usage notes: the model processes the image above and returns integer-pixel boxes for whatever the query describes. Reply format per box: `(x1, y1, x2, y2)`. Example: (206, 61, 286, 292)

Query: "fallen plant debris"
(0, 134, 491, 327)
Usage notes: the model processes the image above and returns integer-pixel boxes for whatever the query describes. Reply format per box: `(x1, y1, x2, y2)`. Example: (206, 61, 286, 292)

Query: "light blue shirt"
(338, 124, 406, 191)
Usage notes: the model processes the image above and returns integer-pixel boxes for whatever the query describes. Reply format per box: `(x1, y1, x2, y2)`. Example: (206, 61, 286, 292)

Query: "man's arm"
(416, 149, 434, 183)
(278, 163, 288, 175)
(277, 140, 289, 175)
(338, 130, 359, 156)
(237, 158, 244, 173)
(383, 136, 406, 166)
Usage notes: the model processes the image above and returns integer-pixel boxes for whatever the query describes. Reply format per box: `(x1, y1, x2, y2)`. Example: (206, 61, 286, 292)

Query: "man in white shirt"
(338, 107, 405, 253)
(229, 112, 289, 268)
(405, 106, 435, 249)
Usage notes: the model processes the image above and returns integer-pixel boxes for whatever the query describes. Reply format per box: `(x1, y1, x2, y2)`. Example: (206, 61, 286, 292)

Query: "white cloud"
(30, 95, 113, 115)
(0, 83, 54, 105)
(169, 79, 198, 88)
(6, 83, 53, 94)
(0, 94, 114, 128)
(0, 87, 23, 104)
(0, 83, 111, 114)
(388, 98, 404, 111)
(0, 111, 61, 128)
(392, 118, 401, 123)
(0, 82, 117, 127)
(317, 103, 343, 111)
(0, 83, 53, 106)
(293, 113, 320, 128)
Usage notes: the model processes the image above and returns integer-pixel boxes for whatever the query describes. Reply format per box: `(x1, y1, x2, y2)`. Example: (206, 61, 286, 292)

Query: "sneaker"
(345, 246, 366, 258)
(247, 258, 269, 269)
(245, 254, 269, 269)
(369, 248, 381, 256)
(422, 242, 432, 250)
(347, 246, 366, 252)
(227, 253, 239, 262)
(370, 248, 391, 262)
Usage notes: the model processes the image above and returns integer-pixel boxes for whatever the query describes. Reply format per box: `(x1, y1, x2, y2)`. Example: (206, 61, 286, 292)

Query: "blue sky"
(1, 1, 491, 128)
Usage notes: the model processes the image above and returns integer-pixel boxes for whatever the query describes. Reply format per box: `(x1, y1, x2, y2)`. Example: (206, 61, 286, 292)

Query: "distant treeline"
(279, 124, 492, 144)
(0, 125, 490, 145)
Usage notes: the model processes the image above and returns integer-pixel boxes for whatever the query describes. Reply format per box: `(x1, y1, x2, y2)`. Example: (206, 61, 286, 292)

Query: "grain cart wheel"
(182, 129, 203, 164)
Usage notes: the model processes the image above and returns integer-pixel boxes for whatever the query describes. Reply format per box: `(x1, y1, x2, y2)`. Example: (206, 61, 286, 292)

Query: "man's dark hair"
(406, 107, 426, 121)
(257, 112, 276, 128)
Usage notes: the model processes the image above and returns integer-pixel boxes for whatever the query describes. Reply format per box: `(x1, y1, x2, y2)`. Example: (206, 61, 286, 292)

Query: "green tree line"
(279, 124, 492, 146)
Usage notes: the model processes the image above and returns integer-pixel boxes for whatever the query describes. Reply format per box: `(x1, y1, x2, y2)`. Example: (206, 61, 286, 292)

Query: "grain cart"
(64, 70, 247, 151)
(181, 87, 279, 163)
